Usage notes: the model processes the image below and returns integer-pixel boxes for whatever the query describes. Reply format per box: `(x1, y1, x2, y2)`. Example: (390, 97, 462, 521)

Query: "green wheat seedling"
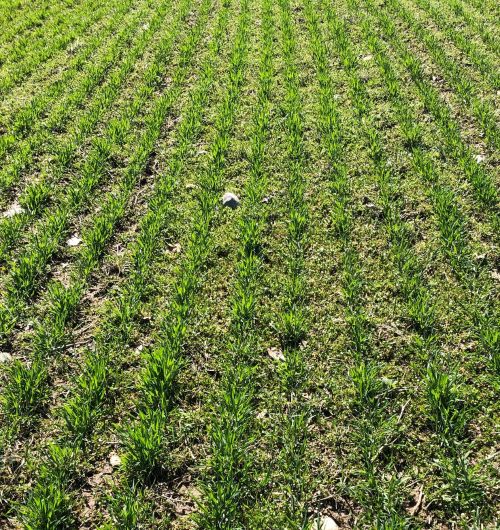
(0, 0, 111, 97)
(424, 362, 487, 517)
(106, 482, 150, 529)
(5, 0, 203, 416)
(120, 409, 169, 482)
(425, 362, 468, 443)
(60, 350, 108, 444)
(1, 358, 49, 430)
(0, 0, 154, 207)
(0, 0, 194, 348)
(19, 444, 76, 530)
(383, 0, 500, 151)
(198, 2, 272, 522)
(414, 0, 499, 89)
(349, 362, 406, 527)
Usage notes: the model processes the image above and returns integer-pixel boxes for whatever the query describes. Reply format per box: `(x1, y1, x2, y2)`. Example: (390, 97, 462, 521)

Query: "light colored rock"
(267, 347, 285, 362)
(362, 54, 373, 61)
(109, 453, 121, 467)
(475, 154, 485, 163)
(311, 516, 339, 530)
(67, 235, 82, 247)
(168, 242, 182, 253)
(3, 203, 24, 218)
(222, 192, 240, 209)
(0, 351, 12, 363)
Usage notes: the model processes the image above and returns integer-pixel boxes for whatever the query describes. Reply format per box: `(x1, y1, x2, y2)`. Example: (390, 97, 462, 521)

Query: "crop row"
(0, 0, 137, 164)
(0, 0, 111, 97)
(196, 0, 273, 526)
(384, 0, 499, 152)
(412, 0, 499, 89)
(0, 0, 194, 349)
(0, 0, 172, 257)
(270, 0, 312, 526)
(13, 0, 219, 526)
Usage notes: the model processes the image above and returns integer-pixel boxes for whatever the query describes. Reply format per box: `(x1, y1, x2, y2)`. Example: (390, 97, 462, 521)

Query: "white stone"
(267, 347, 285, 361)
(168, 243, 181, 253)
(67, 235, 82, 247)
(0, 351, 12, 363)
(311, 516, 339, 530)
(222, 192, 240, 209)
(109, 453, 121, 467)
(3, 203, 24, 218)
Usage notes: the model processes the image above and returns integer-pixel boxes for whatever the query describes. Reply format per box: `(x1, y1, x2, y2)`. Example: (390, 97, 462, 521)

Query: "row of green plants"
(311, 0, 409, 524)
(0, 0, 137, 164)
(0, 0, 193, 348)
(358, 16, 499, 376)
(272, 0, 311, 526)
(117, 0, 249, 484)
(341, 1, 493, 521)
(444, 0, 500, 55)
(0, 0, 109, 96)
(411, 0, 499, 90)
(0, 0, 86, 67)
(358, 0, 499, 373)
(384, 0, 499, 151)
(1, 0, 206, 440)
(101, 1, 252, 525)
(0, 0, 167, 258)
(457, 0, 500, 18)
(362, 0, 498, 223)
(197, 0, 273, 526)
(12, 2, 219, 527)
(0, 0, 75, 52)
